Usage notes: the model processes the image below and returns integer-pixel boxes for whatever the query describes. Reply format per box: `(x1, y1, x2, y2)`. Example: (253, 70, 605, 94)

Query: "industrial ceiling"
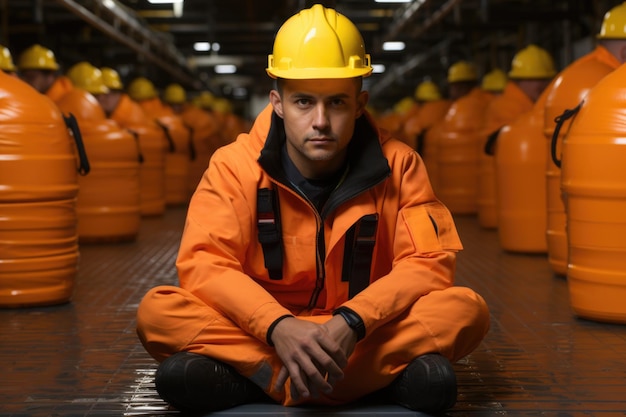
(1, 0, 620, 114)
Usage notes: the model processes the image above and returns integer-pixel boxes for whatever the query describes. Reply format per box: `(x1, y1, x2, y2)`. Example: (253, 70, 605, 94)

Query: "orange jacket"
(176, 103, 463, 345)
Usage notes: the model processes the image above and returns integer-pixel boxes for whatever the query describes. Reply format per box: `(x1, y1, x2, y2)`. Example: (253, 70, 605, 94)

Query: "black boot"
(155, 352, 270, 412)
(386, 354, 457, 412)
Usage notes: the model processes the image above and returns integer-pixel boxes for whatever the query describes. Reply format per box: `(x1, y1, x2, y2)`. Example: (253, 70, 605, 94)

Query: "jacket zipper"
(283, 180, 325, 310)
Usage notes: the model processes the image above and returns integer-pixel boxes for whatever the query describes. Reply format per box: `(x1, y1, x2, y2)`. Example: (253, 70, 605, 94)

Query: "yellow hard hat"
(127, 77, 158, 101)
(0, 45, 16, 72)
(598, 2, 626, 39)
(508, 44, 556, 79)
(163, 83, 186, 104)
(101, 67, 124, 90)
(393, 97, 415, 114)
(481, 68, 508, 92)
(196, 91, 215, 109)
(66, 61, 109, 95)
(267, 4, 372, 79)
(447, 61, 478, 83)
(414, 80, 441, 101)
(17, 44, 59, 71)
(212, 97, 232, 113)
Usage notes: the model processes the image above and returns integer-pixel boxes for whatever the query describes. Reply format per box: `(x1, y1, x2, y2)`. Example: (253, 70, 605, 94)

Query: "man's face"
(515, 79, 551, 102)
(19, 69, 56, 94)
(269, 78, 368, 179)
(95, 91, 122, 116)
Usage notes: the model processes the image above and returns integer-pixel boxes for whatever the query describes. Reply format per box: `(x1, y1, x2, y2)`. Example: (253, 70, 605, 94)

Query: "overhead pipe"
(369, 37, 456, 98)
(383, 0, 430, 44)
(55, 0, 197, 87)
(409, 0, 463, 38)
(370, 0, 464, 99)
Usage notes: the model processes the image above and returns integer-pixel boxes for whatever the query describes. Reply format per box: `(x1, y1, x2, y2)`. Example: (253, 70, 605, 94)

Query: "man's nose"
(312, 103, 330, 130)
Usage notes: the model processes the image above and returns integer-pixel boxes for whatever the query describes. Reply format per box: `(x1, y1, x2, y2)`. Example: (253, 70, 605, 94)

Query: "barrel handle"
(484, 128, 501, 156)
(156, 120, 176, 152)
(415, 130, 426, 155)
(63, 113, 90, 176)
(551, 102, 582, 168)
(186, 125, 197, 161)
(127, 128, 145, 164)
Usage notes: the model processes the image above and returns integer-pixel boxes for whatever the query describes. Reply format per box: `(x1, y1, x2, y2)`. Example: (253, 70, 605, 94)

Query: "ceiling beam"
(55, 0, 198, 87)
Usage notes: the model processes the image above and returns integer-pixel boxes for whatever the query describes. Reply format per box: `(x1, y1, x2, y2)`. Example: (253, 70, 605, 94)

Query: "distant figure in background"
(17, 44, 73, 102)
(0, 45, 18, 76)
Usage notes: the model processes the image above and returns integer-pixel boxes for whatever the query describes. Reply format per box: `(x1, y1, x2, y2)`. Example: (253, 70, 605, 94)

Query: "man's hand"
(270, 315, 358, 399)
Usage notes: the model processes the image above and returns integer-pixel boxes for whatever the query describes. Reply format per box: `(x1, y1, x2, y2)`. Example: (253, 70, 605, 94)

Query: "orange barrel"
(495, 92, 548, 253)
(0, 72, 80, 307)
(109, 94, 168, 217)
(57, 90, 141, 243)
(403, 99, 451, 152)
(477, 150, 497, 227)
(129, 124, 167, 216)
(421, 121, 443, 192)
(479, 83, 534, 229)
(437, 90, 490, 214)
(402, 113, 423, 151)
(181, 105, 220, 195)
(155, 115, 192, 206)
(544, 58, 616, 276)
(560, 65, 626, 323)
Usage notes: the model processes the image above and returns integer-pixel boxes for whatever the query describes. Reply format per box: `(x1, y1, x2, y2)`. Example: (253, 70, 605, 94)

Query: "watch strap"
(333, 306, 366, 341)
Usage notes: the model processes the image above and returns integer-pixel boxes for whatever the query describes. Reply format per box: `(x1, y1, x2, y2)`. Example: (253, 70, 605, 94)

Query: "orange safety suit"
(137, 103, 490, 406)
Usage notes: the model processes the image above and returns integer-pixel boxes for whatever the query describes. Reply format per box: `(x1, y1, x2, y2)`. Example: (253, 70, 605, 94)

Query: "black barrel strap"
(257, 188, 283, 280)
(484, 128, 502, 156)
(155, 120, 176, 152)
(126, 128, 145, 164)
(342, 214, 378, 298)
(62, 113, 90, 176)
(551, 102, 583, 168)
(186, 125, 196, 161)
(416, 130, 426, 155)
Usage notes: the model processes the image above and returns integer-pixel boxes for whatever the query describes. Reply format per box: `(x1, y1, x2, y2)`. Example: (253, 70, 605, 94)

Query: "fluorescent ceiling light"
(194, 42, 211, 51)
(372, 64, 386, 73)
(215, 64, 237, 74)
(173, 1, 183, 17)
(147, 0, 183, 4)
(382, 41, 405, 51)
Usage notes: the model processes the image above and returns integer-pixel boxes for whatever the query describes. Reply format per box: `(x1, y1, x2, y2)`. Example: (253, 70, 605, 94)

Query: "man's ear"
(356, 90, 369, 118)
(269, 89, 284, 118)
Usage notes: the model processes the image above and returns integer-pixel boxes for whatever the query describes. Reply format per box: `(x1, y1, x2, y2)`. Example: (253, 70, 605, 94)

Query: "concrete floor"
(2, 207, 625, 416)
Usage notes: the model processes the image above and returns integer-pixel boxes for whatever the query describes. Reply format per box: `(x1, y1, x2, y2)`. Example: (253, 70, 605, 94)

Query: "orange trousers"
(137, 285, 490, 406)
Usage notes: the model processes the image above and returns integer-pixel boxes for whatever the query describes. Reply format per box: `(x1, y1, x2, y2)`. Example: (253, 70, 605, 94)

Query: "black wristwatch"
(333, 306, 366, 341)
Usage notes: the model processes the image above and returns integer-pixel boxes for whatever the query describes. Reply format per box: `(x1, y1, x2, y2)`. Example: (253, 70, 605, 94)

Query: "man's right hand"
(270, 317, 350, 400)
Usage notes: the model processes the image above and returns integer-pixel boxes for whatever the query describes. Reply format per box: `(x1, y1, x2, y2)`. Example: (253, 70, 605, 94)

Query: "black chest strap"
(342, 214, 378, 298)
(256, 188, 378, 290)
(257, 188, 283, 280)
